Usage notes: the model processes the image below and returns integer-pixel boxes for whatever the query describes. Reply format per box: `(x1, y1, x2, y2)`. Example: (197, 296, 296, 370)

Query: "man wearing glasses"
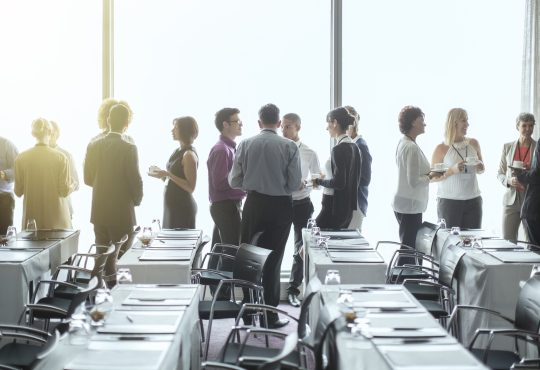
(229, 103, 302, 328)
(207, 108, 246, 247)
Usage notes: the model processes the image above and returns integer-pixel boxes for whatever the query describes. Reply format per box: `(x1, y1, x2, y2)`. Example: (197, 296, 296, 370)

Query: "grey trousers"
(437, 196, 483, 229)
(502, 191, 524, 243)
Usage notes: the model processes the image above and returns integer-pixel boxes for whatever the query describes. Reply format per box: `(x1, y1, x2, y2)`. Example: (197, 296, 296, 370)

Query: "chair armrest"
(200, 252, 236, 268)
(56, 265, 93, 275)
(376, 241, 414, 251)
(26, 303, 68, 316)
(0, 324, 50, 338)
(447, 304, 513, 335)
(201, 362, 247, 370)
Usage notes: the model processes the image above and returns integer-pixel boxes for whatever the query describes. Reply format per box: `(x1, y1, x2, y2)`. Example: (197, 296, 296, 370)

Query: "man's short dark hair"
(282, 113, 301, 127)
(258, 103, 280, 125)
(215, 107, 240, 132)
(108, 104, 130, 132)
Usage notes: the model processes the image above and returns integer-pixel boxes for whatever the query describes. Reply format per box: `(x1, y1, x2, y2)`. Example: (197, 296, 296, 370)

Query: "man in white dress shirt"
(281, 113, 321, 307)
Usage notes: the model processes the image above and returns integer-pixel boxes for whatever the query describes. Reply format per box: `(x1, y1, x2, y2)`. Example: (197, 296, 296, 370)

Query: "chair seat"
(405, 283, 440, 301)
(470, 348, 520, 370)
(221, 343, 301, 370)
(32, 297, 71, 319)
(53, 283, 85, 299)
(418, 300, 448, 318)
(0, 342, 42, 368)
(199, 300, 242, 320)
(198, 271, 233, 285)
(389, 268, 429, 283)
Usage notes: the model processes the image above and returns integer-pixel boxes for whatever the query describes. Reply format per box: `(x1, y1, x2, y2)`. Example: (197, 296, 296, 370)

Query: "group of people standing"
(392, 106, 540, 253)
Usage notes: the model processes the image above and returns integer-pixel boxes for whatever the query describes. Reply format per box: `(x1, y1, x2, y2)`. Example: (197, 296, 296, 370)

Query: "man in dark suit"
(84, 103, 143, 285)
(515, 137, 540, 245)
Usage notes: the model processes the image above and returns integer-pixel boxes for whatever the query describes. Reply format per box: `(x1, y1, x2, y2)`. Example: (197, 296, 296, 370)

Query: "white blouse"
(391, 136, 431, 214)
(437, 139, 481, 200)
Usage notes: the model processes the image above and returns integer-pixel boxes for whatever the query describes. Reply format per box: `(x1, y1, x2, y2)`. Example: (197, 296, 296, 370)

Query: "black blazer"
(518, 143, 540, 221)
(84, 133, 143, 230)
(319, 141, 362, 223)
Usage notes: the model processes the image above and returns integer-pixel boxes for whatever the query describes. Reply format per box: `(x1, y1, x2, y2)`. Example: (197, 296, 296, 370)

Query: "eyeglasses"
(228, 120, 242, 124)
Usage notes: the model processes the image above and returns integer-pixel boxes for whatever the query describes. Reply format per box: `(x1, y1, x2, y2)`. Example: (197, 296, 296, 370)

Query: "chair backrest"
(191, 235, 211, 270)
(91, 245, 116, 278)
(207, 243, 238, 272)
(250, 231, 264, 246)
(233, 244, 272, 284)
(438, 243, 466, 287)
(515, 273, 540, 332)
(257, 332, 298, 370)
(415, 221, 439, 255)
(298, 277, 322, 339)
(67, 276, 100, 316)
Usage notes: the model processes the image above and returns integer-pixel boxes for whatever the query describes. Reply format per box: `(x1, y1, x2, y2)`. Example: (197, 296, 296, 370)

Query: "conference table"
(318, 284, 488, 370)
(117, 229, 202, 284)
(34, 284, 201, 370)
(0, 230, 79, 324)
(433, 229, 538, 344)
(303, 229, 387, 286)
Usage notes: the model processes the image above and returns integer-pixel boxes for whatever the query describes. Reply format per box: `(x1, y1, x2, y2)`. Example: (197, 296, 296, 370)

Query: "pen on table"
(126, 315, 134, 323)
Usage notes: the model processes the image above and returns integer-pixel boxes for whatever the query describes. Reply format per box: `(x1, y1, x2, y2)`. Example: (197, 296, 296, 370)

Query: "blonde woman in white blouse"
(392, 106, 441, 261)
(431, 108, 485, 229)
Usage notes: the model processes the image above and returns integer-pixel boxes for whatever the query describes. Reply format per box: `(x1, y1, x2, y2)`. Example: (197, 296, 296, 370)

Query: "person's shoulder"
(468, 137, 481, 147)
(433, 142, 449, 152)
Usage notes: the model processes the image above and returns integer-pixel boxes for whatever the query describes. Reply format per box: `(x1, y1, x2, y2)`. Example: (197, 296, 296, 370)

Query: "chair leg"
(199, 319, 205, 342)
(204, 319, 213, 361)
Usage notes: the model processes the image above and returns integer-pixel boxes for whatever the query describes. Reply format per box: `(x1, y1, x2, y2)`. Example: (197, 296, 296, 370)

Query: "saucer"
(508, 165, 526, 171)
(430, 168, 448, 174)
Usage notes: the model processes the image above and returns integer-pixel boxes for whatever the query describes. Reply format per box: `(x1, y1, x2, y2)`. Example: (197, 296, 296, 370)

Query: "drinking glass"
(437, 218, 447, 230)
(450, 226, 461, 235)
(68, 315, 91, 345)
(306, 218, 317, 230)
(311, 173, 321, 189)
(117, 268, 133, 284)
(26, 219, 37, 233)
(5, 226, 17, 242)
(324, 269, 341, 285)
(310, 226, 321, 244)
(90, 288, 113, 326)
(152, 218, 162, 232)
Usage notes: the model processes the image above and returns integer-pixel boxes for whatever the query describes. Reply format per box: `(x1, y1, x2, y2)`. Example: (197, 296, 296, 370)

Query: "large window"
(0, 1, 102, 236)
(342, 1, 526, 243)
(114, 0, 330, 268)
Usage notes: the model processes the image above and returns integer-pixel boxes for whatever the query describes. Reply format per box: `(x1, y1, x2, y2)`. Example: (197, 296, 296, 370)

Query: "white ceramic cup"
(434, 163, 445, 170)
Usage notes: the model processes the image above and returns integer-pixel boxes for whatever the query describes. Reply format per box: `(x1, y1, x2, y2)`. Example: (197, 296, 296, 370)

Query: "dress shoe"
(267, 318, 289, 329)
(287, 293, 301, 307)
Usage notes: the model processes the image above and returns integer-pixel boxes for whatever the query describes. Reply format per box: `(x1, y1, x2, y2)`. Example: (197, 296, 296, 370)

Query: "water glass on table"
(117, 268, 133, 284)
(324, 269, 341, 285)
(26, 219, 37, 236)
(5, 226, 17, 245)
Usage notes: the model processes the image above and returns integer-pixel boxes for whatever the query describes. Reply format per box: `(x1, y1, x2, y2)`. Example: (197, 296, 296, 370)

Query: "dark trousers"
(316, 194, 352, 229)
(94, 224, 135, 286)
(437, 196, 482, 229)
(394, 212, 422, 266)
(523, 218, 540, 246)
(241, 192, 293, 319)
(287, 198, 314, 296)
(210, 200, 242, 247)
(0, 192, 14, 235)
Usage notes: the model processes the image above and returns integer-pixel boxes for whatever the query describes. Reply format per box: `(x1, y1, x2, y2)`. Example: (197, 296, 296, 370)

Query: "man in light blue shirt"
(229, 103, 302, 328)
(0, 136, 18, 234)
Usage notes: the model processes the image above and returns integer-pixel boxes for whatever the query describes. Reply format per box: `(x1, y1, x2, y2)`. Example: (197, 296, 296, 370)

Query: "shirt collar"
(261, 128, 278, 134)
(336, 134, 349, 144)
(219, 134, 237, 149)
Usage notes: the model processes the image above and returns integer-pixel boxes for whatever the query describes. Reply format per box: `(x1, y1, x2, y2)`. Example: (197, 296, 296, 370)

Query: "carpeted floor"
(203, 301, 301, 362)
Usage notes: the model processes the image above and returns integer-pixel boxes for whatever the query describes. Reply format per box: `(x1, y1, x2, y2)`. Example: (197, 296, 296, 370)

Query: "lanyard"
(516, 140, 531, 162)
(452, 144, 468, 173)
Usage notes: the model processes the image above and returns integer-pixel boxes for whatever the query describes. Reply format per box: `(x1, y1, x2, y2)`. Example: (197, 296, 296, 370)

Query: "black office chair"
(0, 326, 59, 369)
(415, 221, 439, 255)
(25, 276, 100, 331)
(447, 273, 540, 370)
(197, 244, 272, 360)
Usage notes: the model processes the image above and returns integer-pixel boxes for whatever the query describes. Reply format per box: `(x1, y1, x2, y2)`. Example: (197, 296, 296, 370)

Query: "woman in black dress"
(314, 107, 362, 229)
(149, 116, 199, 228)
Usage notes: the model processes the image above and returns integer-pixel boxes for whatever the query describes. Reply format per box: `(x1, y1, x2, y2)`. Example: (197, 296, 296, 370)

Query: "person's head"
(398, 106, 425, 138)
(214, 107, 242, 139)
(172, 116, 199, 146)
(444, 108, 468, 145)
(281, 113, 301, 141)
(108, 104, 131, 133)
(516, 112, 535, 140)
(344, 105, 360, 138)
(98, 98, 133, 131)
(49, 120, 60, 147)
(31, 117, 52, 144)
(258, 103, 280, 128)
(325, 107, 355, 138)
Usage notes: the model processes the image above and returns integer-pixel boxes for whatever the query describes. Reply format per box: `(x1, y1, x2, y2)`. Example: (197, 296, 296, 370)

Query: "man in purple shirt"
(207, 108, 246, 247)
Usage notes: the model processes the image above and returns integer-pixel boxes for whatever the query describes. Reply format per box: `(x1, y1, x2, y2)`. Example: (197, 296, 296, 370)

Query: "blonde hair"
(97, 98, 133, 130)
(444, 108, 468, 145)
(49, 120, 60, 146)
(31, 118, 51, 141)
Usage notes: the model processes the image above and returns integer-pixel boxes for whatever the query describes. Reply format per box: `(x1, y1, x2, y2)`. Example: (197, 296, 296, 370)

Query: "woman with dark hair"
(149, 116, 199, 228)
(314, 107, 362, 229)
(392, 106, 440, 254)
(498, 113, 536, 242)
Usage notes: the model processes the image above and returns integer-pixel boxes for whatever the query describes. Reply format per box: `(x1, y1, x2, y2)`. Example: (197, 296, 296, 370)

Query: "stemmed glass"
(89, 288, 114, 326)
(437, 218, 447, 230)
(306, 218, 317, 230)
(324, 269, 341, 285)
(5, 226, 17, 245)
